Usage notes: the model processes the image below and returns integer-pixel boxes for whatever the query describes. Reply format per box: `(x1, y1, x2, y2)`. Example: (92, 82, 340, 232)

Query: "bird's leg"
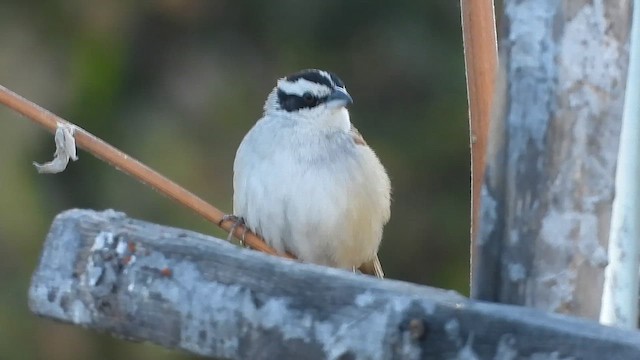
(218, 215, 246, 245)
(239, 223, 249, 247)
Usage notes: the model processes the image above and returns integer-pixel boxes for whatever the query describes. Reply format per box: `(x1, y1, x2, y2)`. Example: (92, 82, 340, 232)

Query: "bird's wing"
(350, 125, 368, 146)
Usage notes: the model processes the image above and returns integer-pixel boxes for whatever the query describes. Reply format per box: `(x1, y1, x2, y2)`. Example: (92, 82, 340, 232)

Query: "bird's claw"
(219, 214, 248, 247)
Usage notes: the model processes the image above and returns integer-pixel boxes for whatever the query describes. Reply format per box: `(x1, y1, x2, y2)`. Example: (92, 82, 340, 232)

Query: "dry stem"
(0, 84, 289, 258)
(460, 0, 498, 282)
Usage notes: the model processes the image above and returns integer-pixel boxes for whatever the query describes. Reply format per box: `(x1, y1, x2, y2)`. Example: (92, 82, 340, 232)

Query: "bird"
(231, 69, 391, 277)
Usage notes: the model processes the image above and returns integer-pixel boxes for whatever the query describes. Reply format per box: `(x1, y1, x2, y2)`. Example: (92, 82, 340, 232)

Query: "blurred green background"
(0, 1, 469, 359)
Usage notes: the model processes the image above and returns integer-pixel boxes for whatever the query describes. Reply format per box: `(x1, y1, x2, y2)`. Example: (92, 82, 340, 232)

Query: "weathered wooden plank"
(30, 209, 640, 359)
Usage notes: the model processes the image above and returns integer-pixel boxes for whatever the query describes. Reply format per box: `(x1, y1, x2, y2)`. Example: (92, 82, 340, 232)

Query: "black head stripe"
(329, 72, 345, 88)
(277, 69, 347, 112)
(277, 89, 328, 112)
(286, 69, 334, 88)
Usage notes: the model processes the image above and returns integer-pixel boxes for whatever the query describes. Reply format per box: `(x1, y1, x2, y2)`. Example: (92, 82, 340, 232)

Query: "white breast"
(233, 114, 391, 269)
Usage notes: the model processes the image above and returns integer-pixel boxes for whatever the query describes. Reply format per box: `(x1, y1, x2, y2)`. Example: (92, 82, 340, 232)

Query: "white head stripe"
(277, 78, 332, 97)
(318, 70, 332, 82)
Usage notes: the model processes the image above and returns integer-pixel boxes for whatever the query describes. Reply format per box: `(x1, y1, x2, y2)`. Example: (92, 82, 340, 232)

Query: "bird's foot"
(218, 214, 248, 246)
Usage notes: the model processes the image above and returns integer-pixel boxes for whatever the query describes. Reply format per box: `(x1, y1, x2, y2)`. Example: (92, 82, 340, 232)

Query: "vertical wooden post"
(460, 0, 498, 292)
(475, 0, 632, 319)
(600, 0, 640, 329)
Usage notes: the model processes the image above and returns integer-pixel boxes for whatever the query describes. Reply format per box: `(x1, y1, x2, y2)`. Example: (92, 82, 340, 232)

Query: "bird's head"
(264, 69, 353, 127)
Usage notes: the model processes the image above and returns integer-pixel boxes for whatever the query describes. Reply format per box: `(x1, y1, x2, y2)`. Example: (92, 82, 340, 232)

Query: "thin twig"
(0, 84, 289, 258)
(460, 0, 498, 288)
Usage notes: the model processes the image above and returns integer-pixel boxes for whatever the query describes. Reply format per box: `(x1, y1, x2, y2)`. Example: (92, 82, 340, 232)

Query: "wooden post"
(600, 0, 640, 328)
(28, 209, 640, 359)
(474, 0, 632, 319)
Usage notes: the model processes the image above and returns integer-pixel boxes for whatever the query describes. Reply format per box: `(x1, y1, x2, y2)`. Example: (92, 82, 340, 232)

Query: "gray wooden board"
(29, 209, 640, 359)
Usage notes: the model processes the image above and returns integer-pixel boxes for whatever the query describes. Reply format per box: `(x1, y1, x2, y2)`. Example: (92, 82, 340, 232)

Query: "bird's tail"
(358, 255, 384, 278)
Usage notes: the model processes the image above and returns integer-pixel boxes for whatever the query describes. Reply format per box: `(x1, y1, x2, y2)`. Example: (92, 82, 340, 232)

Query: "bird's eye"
(302, 92, 316, 105)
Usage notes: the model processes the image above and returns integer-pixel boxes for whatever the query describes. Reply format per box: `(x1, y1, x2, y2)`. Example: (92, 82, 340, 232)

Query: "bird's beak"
(326, 88, 353, 108)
